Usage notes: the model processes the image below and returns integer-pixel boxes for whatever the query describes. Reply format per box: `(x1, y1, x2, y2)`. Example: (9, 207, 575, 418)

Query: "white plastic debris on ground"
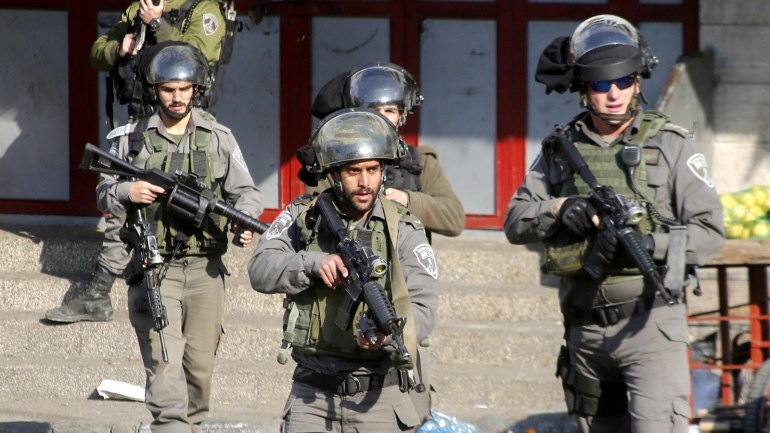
(96, 379, 145, 402)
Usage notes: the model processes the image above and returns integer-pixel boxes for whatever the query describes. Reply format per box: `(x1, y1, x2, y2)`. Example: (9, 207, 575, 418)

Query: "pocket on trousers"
(394, 395, 420, 428)
(672, 398, 691, 419)
(656, 316, 689, 345)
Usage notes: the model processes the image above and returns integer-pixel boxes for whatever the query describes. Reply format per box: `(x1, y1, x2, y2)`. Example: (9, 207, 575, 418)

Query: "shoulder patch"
(265, 209, 294, 240)
(686, 153, 715, 188)
(106, 123, 136, 140)
(413, 243, 438, 280)
(232, 146, 249, 173)
(202, 12, 219, 36)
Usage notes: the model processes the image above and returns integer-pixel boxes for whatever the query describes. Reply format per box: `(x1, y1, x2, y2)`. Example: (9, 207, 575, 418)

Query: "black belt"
(567, 295, 670, 327)
(292, 367, 402, 396)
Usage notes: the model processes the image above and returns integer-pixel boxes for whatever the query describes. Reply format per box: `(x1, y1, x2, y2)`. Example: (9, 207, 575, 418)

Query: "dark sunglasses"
(589, 75, 637, 93)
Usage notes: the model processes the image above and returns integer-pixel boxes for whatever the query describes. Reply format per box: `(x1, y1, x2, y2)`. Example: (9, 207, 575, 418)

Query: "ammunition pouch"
(556, 345, 629, 417)
(542, 232, 591, 277)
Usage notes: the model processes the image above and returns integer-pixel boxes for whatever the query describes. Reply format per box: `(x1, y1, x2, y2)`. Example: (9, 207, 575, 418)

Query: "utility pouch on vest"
(663, 225, 687, 298)
(542, 231, 592, 277)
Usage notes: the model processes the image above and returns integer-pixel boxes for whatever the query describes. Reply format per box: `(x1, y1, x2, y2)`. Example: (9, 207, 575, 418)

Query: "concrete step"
(0, 351, 564, 421)
(0, 224, 544, 286)
(2, 274, 563, 327)
(1, 311, 562, 371)
(0, 220, 570, 433)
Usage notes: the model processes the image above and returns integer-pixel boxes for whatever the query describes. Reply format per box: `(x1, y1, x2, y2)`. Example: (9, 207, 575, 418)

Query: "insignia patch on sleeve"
(686, 153, 714, 188)
(265, 210, 293, 240)
(413, 243, 438, 280)
(232, 147, 249, 173)
(203, 13, 219, 36)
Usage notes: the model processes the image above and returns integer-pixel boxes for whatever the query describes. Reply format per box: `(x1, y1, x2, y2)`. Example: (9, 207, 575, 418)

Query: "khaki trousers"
(129, 255, 225, 433)
(282, 376, 420, 433)
(566, 301, 691, 433)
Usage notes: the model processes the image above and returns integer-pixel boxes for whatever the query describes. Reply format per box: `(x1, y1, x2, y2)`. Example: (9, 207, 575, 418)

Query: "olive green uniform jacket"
(90, 0, 225, 71)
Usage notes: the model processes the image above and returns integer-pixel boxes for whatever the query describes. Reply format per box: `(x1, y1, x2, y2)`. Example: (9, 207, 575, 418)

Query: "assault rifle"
(80, 143, 269, 236)
(554, 128, 675, 306)
(315, 192, 410, 361)
(121, 206, 170, 361)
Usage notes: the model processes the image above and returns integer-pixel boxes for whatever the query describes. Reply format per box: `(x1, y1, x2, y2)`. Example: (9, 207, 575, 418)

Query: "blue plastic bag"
(418, 410, 481, 433)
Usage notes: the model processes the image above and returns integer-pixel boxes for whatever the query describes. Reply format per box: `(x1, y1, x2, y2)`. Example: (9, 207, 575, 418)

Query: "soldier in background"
(45, 0, 227, 324)
(96, 43, 261, 432)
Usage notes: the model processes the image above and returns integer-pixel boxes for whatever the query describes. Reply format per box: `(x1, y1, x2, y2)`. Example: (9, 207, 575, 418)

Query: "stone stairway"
(0, 218, 575, 433)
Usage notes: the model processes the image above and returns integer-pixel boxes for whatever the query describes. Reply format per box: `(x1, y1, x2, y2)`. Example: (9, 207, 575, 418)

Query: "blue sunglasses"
(589, 75, 637, 92)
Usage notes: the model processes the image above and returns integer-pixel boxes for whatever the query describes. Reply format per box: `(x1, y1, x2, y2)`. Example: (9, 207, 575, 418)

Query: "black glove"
(583, 225, 618, 281)
(559, 197, 597, 237)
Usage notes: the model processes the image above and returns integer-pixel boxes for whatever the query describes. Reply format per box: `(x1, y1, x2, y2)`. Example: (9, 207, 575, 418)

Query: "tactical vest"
(136, 118, 228, 256)
(277, 195, 418, 370)
(385, 145, 422, 192)
(542, 111, 670, 279)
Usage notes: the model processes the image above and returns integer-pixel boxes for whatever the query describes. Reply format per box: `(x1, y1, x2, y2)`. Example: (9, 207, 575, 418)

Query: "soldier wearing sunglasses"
(504, 15, 724, 433)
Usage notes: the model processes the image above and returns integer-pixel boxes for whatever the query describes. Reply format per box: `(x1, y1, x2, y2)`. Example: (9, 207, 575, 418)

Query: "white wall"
(701, 0, 770, 194)
(0, 10, 69, 201)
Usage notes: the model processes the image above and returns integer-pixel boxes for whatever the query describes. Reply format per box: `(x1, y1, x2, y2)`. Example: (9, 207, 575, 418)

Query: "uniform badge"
(265, 210, 293, 240)
(413, 243, 438, 280)
(202, 13, 219, 36)
(232, 147, 249, 174)
(686, 153, 714, 188)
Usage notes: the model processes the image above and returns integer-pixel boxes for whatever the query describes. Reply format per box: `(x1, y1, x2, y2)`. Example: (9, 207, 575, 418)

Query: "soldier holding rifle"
(95, 43, 261, 433)
(504, 15, 724, 433)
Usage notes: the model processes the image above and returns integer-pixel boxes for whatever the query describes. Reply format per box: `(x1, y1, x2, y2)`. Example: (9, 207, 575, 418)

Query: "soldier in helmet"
(504, 15, 723, 433)
(45, 0, 229, 325)
(249, 108, 439, 433)
(95, 42, 262, 433)
(304, 63, 462, 424)
(307, 62, 465, 240)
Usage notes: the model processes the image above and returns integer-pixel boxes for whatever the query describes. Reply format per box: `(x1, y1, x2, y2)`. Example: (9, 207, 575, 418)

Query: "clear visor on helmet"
(146, 45, 207, 86)
(348, 66, 410, 111)
(311, 109, 399, 170)
(568, 15, 640, 65)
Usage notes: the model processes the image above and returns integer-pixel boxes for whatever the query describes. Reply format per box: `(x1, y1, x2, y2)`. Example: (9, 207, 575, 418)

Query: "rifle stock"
(554, 130, 675, 305)
(80, 143, 269, 235)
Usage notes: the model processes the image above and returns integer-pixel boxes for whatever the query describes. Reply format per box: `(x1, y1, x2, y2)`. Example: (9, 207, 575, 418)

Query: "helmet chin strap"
(582, 93, 641, 127)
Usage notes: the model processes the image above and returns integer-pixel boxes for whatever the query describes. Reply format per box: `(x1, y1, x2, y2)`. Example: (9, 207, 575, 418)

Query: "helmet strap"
(581, 92, 641, 127)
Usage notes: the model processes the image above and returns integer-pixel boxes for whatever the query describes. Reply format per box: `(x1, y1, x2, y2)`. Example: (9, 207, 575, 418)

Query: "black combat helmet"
(145, 43, 210, 87)
(302, 108, 400, 198)
(569, 14, 658, 83)
(311, 63, 423, 120)
(310, 108, 399, 173)
(347, 63, 423, 114)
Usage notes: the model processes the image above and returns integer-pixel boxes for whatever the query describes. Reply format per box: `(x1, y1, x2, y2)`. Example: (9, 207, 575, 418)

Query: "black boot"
(45, 265, 116, 323)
